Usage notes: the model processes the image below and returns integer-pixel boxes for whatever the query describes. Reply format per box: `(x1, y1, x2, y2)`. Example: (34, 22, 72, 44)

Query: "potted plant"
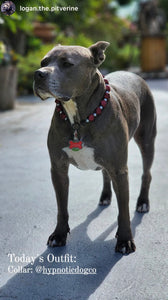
(139, 0, 167, 72)
(0, 41, 18, 110)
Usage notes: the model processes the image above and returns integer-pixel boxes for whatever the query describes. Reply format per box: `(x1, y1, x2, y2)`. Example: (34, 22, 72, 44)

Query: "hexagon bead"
(88, 114, 94, 122)
(104, 79, 109, 84)
(104, 92, 110, 98)
(101, 100, 107, 107)
(60, 114, 66, 120)
(56, 107, 61, 112)
(96, 107, 102, 115)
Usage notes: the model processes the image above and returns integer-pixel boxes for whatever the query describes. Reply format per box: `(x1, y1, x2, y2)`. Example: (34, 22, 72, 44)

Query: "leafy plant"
(117, 43, 140, 69)
(1, 12, 33, 33)
(17, 44, 55, 94)
(159, 0, 168, 20)
(0, 41, 17, 66)
(1, 0, 141, 94)
(56, 33, 93, 48)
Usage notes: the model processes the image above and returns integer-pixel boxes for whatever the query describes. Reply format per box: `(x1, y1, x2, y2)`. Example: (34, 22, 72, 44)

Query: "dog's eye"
(61, 60, 74, 68)
(41, 58, 49, 67)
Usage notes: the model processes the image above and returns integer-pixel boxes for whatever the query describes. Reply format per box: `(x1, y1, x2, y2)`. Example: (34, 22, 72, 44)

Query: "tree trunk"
(0, 65, 18, 111)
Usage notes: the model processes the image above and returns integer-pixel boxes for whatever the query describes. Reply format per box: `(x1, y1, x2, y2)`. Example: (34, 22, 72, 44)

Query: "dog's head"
(33, 41, 109, 101)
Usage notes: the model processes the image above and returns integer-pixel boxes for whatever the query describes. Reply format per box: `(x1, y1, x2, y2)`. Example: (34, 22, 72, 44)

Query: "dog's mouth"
(33, 82, 71, 102)
(33, 84, 55, 101)
(34, 88, 52, 101)
(35, 91, 70, 102)
(57, 96, 70, 102)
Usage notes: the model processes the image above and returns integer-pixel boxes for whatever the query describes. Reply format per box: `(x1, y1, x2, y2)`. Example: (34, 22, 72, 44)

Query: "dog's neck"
(62, 70, 105, 125)
(62, 100, 79, 125)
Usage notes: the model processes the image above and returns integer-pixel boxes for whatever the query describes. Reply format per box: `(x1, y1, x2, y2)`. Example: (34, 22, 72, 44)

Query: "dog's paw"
(115, 240, 136, 254)
(136, 197, 150, 213)
(99, 198, 111, 206)
(47, 228, 70, 247)
(136, 203, 149, 213)
(99, 191, 112, 206)
(47, 235, 66, 247)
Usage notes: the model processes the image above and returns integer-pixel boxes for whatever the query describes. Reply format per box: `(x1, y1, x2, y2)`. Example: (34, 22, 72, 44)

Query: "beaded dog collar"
(55, 77, 110, 124)
(55, 77, 111, 151)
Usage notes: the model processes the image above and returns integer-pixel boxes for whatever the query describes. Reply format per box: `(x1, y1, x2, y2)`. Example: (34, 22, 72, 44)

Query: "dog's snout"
(34, 70, 48, 80)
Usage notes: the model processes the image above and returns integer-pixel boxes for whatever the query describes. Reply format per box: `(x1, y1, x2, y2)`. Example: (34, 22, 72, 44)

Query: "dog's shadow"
(0, 206, 144, 300)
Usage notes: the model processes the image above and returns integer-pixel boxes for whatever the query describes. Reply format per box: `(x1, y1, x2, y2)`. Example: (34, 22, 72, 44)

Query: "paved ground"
(0, 79, 168, 300)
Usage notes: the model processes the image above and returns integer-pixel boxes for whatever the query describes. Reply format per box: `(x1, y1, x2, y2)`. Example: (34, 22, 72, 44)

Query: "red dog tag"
(69, 140, 83, 151)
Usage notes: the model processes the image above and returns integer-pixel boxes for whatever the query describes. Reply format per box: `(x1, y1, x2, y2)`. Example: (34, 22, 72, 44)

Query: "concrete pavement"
(0, 79, 168, 300)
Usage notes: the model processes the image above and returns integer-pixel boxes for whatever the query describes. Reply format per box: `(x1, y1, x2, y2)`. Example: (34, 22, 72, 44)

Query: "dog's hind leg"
(134, 92, 157, 213)
(99, 169, 112, 206)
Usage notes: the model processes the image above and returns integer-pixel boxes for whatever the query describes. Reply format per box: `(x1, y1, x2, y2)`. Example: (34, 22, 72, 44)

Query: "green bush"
(116, 43, 140, 69)
(18, 44, 55, 94)
(56, 33, 93, 48)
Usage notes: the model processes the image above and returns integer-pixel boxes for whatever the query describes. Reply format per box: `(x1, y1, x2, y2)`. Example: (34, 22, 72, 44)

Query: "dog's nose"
(34, 70, 48, 80)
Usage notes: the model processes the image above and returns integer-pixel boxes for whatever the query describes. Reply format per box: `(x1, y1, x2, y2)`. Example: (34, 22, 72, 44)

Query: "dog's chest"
(63, 145, 101, 170)
(62, 99, 101, 170)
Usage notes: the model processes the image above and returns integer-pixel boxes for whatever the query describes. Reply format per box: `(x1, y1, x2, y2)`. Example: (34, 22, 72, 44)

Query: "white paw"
(121, 247, 126, 254)
(47, 239, 65, 247)
(48, 239, 57, 247)
(99, 198, 111, 206)
(137, 203, 149, 213)
(115, 240, 136, 254)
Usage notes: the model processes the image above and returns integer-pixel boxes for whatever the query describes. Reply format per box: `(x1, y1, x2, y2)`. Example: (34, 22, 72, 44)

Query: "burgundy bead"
(55, 99, 60, 104)
(106, 85, 110, 91)
(60, 114, 66, 120)
(88, 114, 94, 122)
(101, 100, 107, 107)
(104, 92, 110, 99)
(104, 79, 109, 84)
(56, 107, 61, 112)
(96, 107, 102, 115)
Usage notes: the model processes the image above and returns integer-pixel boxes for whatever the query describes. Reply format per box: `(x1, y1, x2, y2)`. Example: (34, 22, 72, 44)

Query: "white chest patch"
(63, 99, 78, 124)
(63, 145, 101, 170)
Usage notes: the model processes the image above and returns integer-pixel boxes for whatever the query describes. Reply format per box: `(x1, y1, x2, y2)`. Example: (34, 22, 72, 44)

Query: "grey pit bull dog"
(34, 41, 156, 254)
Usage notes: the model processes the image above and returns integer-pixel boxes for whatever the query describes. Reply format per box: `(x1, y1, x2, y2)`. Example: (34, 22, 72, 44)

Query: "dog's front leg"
(111, 167, 136, 254)
(47, 164, 70, 247)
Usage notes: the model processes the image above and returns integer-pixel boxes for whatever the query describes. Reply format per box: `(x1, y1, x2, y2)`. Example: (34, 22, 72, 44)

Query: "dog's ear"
(89, 41, 110, 66)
